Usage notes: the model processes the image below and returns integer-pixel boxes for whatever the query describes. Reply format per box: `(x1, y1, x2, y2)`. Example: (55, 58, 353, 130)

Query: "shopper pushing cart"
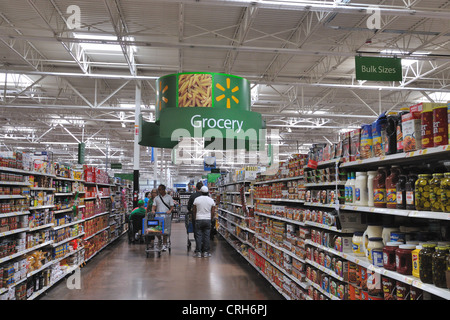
(150, 184, 174, 252)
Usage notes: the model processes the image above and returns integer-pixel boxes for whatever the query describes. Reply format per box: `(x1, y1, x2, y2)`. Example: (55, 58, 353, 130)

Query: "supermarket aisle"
(40, 222, 283, 300)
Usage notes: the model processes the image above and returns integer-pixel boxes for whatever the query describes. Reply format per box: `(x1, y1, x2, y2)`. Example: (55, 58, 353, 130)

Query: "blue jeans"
(194, 220, 211, 253)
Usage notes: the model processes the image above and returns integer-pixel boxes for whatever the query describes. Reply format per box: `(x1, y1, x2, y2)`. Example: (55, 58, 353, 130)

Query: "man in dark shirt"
(187, 182, 203, 255)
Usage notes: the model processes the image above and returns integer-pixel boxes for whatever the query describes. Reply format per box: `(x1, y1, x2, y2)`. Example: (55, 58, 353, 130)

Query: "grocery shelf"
(51, 232, 85, 247)
(0, 227, 29, 238)
(0, 195, 26, 200)
(252, 176, 304, 185)
(340, 144, 450, 169)
(53, 219, 85, 231)
(254, 197, 305, 204)
(340, 204, 450, 220)
(0, 181, 30, 186)
(303, 202, 338, 209)
(0, 211, 30, 217)
(0, 241, 53, 265)
(304, 181, 346, 187)
(29, 223, 54, 232)
(219, 231, 293, 300)
(254, 211, 305, 227)
(29, 204, 55, 210)
(305, 239, 450, 300)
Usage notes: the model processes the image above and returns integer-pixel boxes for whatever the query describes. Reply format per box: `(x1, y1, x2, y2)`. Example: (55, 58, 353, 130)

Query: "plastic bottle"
(349, 171, 355, 204)
(345, 172, 351, 204)
(412, 244, 422, 278)
(406, 172, 419, 210)
(396, 172, 408, 210)
(373, 167, 389, 208)
(355, 172, 368, 206)
(367, 171, 377, 207)
(386, 165, 401, 209)
(385, 112, 398, 155)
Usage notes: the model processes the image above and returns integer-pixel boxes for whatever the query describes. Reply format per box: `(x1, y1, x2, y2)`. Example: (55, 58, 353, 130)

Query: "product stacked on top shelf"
(0, 150, 130, 300)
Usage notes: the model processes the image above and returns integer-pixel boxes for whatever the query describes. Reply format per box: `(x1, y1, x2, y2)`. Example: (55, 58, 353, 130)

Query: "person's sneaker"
(162, 245, 167, 251)
(203, 252, 211, 258)
(194, 252, 202, 258)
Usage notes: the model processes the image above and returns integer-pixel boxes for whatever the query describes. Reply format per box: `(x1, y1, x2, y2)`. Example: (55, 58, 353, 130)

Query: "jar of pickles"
(419, 243, 436, 283)
(441, 172, 450, 212)
(415, 174, 432, 211)
(432, 246, 449, 288)
(429, 173, 443, 212)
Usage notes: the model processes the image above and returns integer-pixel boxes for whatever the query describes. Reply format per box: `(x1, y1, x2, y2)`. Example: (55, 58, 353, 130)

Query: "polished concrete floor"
(40, 222, 284, 300)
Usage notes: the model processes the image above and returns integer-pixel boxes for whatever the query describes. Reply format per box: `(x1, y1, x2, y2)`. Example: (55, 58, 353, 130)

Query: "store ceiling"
(0, 0, 449, 180)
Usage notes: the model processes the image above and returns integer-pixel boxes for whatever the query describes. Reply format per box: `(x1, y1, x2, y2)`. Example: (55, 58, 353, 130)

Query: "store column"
(133, 80, 141, 208)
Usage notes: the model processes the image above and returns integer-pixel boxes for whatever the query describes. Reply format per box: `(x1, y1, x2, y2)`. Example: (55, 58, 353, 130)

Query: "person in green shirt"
(129, 200, 146, 243)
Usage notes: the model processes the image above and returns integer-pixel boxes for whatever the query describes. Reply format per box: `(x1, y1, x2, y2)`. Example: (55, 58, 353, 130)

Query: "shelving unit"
(217, 148, 450, 300)
(0, 153, 132, 300)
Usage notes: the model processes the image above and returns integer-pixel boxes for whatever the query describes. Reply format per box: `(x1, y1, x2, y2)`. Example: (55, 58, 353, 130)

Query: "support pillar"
(133, 80, 141, 208)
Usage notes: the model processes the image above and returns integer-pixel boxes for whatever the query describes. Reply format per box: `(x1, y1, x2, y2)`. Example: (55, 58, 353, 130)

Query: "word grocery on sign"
(190, 115, 244, 133)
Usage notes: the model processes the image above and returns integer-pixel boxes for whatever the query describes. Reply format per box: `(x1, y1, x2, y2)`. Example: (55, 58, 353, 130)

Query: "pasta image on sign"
(178, 73, 212, 107)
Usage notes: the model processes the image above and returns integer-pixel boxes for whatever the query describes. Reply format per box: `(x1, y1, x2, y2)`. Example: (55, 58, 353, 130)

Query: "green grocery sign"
(140, 72, 265, 150)
(355, 56, 402, 81)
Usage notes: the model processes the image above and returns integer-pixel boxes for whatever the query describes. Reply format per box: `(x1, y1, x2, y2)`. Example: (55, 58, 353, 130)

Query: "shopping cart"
(185, 212, 195, 251)
(143, 212, 172, 257)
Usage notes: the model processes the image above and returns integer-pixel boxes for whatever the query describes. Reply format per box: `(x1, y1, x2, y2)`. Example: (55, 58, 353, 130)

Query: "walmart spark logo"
(215, 77, 239, 108)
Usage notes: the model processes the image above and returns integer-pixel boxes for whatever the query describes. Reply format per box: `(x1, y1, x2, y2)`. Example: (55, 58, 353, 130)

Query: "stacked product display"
(0, 150, 131, 300)
(217, 102, 450, 300)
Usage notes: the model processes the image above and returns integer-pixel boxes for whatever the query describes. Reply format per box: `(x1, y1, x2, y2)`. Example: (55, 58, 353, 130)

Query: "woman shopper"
(192, 186, 216, 258)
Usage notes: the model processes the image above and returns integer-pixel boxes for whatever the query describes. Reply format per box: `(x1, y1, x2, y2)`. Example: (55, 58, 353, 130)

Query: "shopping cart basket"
(185, 212, 195, 251)
(143, 212, 172, 257)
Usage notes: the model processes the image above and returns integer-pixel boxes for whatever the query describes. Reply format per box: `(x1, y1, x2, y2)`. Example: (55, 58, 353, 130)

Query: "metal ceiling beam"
(27, 0, 91, 75)
(103, 0, 137, 76)
(143, 0, 450, 20)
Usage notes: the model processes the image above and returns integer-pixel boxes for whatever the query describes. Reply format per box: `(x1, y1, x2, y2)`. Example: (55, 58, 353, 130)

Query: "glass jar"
(446, 252, 450, 289)
(441, 172, 450, 212)
(415, 174, 432, 211)
(419, 243, 436, 283)
(432, 246, 449, 288)
(429, 173, 443, 212)
(405, 173, 418, 210)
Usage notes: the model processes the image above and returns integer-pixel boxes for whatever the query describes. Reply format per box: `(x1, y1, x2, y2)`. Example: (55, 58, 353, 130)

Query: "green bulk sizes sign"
(139, 72, 266, 151)
(355, 56, 402, 81)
